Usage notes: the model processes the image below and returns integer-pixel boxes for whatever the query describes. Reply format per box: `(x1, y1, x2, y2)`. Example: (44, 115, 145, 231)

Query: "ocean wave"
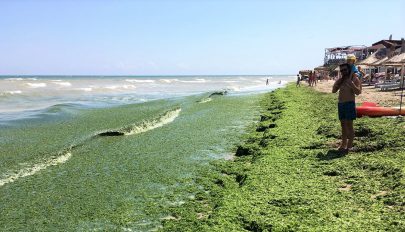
(52, 81, 72, 87)
(125, 79, 156, 83)
(5, 77, 37, 81)
(0, 152, 72, 187)
(222, 80, 239, 83)
(0, 108, 180, 187)
(0, 90, 23, 96)
(179, 78, 207, 83)
(159, 79, 180, 83)
(225, 86, 241, 91)
(104, 84, 136, 90)
(26, 83, 47, 88)
(76, 87, 93, 92)
(197, 98, 212, 103)
(98, 108, 181, 136)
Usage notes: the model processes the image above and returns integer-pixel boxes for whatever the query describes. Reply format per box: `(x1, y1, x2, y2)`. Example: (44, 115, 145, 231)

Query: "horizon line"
(0, 74, 295, 77)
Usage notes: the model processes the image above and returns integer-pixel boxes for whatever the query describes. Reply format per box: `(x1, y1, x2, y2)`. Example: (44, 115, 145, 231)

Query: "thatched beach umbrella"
(383, 53, 405, 110)
(358, 52, 381, 66)
(372, 57, 389, 66)
(383, 53, 405, 66)
(358, 53, 386, 82)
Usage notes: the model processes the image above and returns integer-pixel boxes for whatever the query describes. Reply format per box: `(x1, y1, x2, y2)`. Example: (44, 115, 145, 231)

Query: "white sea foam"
(53, 81, 72, 87)
(159, 79, 179, 83)
(198, 98, 212, 103)
(0, 90, 23, 96)
(122, 84, 136, 89)
(0, 152, 72, 187)
(5, 78, 37, 81)
(104, 84, 136, 90)
(77, 87, 93, 92)
(125, 79, 155, 83)
(124, 108, 181, 135)
(27, 83, 47, 88)
(179, 79, 206, 83)
(226, 86, 241, 91)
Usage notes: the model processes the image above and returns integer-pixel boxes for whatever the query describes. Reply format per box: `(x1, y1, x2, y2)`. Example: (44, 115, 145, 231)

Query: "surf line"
(0, 152, 72, 187)
(0, 108, 181, 187)
(98, 107, 181, 136)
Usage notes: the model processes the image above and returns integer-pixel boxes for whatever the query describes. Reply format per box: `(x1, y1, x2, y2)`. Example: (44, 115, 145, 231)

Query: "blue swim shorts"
(338, 101, 356, 120)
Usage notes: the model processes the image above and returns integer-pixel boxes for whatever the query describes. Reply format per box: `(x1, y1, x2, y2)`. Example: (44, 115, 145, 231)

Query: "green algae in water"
(0, 93, 263, 231)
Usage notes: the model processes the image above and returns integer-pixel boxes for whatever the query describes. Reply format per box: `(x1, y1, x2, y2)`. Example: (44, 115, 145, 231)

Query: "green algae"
(162, 84, 405, 231)
(0, 93, 263, 231)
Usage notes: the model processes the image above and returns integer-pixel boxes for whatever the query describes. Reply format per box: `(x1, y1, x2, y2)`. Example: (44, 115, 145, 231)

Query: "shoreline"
(162, 84, 405, 231)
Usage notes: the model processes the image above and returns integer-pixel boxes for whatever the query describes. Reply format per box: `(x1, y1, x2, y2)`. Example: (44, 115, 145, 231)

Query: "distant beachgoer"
(310, 71, 315, 86)
(296, 74, 301, 87)
(266, 78, 269, 85)
(313, 71, 317, 86)
(332, 63, 362, 152)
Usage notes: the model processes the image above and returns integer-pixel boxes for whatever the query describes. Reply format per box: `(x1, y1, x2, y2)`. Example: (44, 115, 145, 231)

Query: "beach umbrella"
(383, 53, 405, 111)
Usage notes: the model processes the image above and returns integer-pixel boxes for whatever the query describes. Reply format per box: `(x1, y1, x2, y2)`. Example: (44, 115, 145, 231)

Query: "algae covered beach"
(162, 84, 405, 231)
(1, 1, 404, 231)
(2, 81, 403, 231)
(0, 75, 290, 231)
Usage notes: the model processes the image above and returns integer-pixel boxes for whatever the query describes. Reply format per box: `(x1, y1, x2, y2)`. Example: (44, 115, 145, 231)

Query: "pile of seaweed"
(162, 84, 405, 231)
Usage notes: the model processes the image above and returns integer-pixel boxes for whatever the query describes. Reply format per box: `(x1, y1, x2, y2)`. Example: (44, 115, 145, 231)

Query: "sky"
(0, 0, 404, 75)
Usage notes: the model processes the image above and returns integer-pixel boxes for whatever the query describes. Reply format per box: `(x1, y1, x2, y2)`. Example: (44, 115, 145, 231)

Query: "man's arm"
(347, 74, 362, 95)
(332, 78, 343, 93)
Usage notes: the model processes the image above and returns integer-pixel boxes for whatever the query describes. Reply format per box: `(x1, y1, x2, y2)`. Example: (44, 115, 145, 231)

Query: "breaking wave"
(197, 98, 212, 103)
(27, 83, 47, 88)
(0, 90, 22, 96)
(0, 108, 181, 187)
(0, 152, 72, 187)
(99, 108, 181, 136)
(125, 79, 156, 83)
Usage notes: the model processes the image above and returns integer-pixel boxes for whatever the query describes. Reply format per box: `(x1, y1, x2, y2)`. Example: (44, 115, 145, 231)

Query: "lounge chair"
(380, 83, 400, 91)
(375, 80, 396, 88)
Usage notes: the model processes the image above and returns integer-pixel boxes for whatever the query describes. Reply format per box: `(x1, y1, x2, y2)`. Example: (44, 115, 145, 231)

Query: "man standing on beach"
(332, 63, 362, 152)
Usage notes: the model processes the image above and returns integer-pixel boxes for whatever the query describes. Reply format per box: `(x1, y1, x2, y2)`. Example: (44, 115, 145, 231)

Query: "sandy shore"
(311, 80, 403, 106)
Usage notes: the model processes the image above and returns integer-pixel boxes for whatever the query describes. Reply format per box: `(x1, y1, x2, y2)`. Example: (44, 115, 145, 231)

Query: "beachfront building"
(324, 45, 367, 66)
(365, 39, 405, 79)
(371, 39, 403, 57)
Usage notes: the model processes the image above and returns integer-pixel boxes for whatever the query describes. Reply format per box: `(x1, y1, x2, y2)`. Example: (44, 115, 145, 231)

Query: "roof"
(358, 53, 381, 65)
(326, 45, 367, 53)
(314, 66, 329, 71)
(384, 53, 405, 66)
(367, 44, 385, 50)
(372, 40, 403, 48)
(358, 48, 388, 66)
(371, 57, 389, 66)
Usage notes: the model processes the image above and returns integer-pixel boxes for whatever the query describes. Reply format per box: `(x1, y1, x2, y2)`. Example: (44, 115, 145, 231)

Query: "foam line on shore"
(0, 108, 180, 187)
(98, 108, 181, 136)
(0, 152, 72, 187)
(197, 98, 212, 103)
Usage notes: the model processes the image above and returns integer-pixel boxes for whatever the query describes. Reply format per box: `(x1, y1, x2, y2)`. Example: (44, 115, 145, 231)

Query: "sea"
(0, 75, 294, 231)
